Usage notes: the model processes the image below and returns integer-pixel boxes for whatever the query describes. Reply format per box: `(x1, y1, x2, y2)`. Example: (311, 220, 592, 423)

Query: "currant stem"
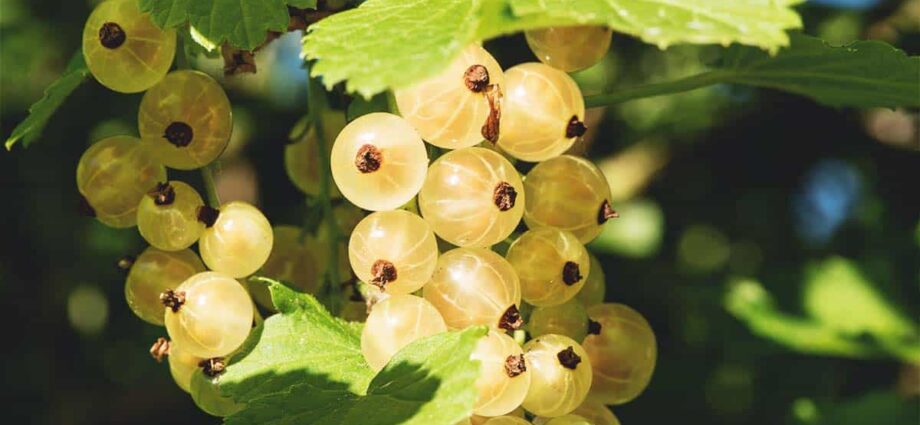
(200, 163, 221, 208)
(584, 70, 731, 108)
(307, 73, 342, 314)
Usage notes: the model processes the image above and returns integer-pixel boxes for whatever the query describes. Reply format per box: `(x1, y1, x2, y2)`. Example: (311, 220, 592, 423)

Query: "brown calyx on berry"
(149, 337, 171, 363)
(221, 45, 257, 75)
(200, 357, 226, 377)
(587, 319, 602, 336)
(117, 255, 136, 271)
(597, 200, 619, 224)
(149, 182, 176, 206)
(498, 305, 524, 332)
(369, 260, 398, 289)
(565, 115, 587, 139)
(557, 346, 582, 369)
(197, 205, 220, 227)
(163, 122, 194, 148)
(481, 84, 502, 143)
(493, 181, 517, 211)
(99, 22, 126, 49)
(562, 261, 582, 286)
(504, 354, 527, 378)
(78, 195, 96, 217)
(160, 290, 186, 312)
(463, 65, 490, 93)
(355, 144, 382, 173)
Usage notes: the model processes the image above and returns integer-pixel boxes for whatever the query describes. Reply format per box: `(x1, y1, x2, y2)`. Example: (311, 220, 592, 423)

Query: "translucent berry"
(576, 254, 606, 307)
(471, 330, 531, 416)
(163, 272, 254, 358)
(167, 341, 202, 393)
(198, 201, 273, 278)
(285, 111, 346, 197)
(584, 303, 657, 405)
(82, 0, 176, 93)
(349, 210, 438, 294)
(361, 294, 447, 371)
(497, 63, 585, 162)
(522, 334, 593, 417)
(136, 181, 205, 251)
(395, 44, 504, 149)
(523, 155, 614, 243)
(529, 299, 591, 342)
(419, 147, 524, 247)
(423, 247, 522, 331)
(506, 228, 590, 307)
(139, 70, 232, 170)
(125, 247, 204, 325)
(76, 135, 167, 228)
(525, 26, 613, 72)
(252, 226, 322, 310)
(330, 113, 428, 211)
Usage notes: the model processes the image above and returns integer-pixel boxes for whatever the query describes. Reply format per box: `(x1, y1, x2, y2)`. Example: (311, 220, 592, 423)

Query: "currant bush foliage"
(220, 278, 486, 425)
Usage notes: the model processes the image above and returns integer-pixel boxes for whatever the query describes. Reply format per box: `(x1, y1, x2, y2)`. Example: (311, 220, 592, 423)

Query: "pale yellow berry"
(522, 334, 593, 417)
(419, 147, 524, 247)
(198, 201, 273, 278)
(361, 294, 447, 371)
(523, 155, 614, 243)
(396, 44, 504, 149)
(423, 248, 522, 331)
(330, 113, 428, 211)
(525, 26, 613, 72)
(164, 272, 254, 358)
(584, 303, 657, 405)
(506, 228, 590, 307)
(498, 63, 585, 162)
(136, 181, 205, 251)
(348, 210, 438, 294)
(125, 247, 204, 326)
(471, 330, 531, 416)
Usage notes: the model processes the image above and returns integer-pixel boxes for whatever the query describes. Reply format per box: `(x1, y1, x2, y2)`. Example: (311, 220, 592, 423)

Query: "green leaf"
(585, 34, 920, 108)
(220, 279, 487, 425)
(803, 257, 916, 340)
(303, 0, 482, 98)
(139, 0, 318, 51)
(304, 0, 804, 98)
(5, 52, 90, 151)
(219, 277, 374, 400)
(225, 325, 487, 425)
(720, 33, 920, 108)
(725, 278, 878, 358)
(502, 0, 803, 51)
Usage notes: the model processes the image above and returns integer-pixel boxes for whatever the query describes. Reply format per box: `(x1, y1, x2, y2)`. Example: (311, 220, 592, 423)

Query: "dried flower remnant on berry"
(197, 206, 220, 227)
(99, 22, 126, 49)
(565, 115, 587, 139)
(200, 357, 226, 377)
(499, 305, 524, 331)
(505, 354, 527, 377)
(587, 319, 602, 335)
(160, 289, 186, 312)
(493, 182, 518, 211)
(557, 345, 582, 369)
(562, 261, 583, 285)
(149, 337, 171, 362)
(464, 65, 490, 93)
(597, 200, 618, 224)
(481, 85, 502, 143)
(163, 122, 194, 147)
(370, 260, 398, 289)
(355, 144, 383, 173)
(149, 182, 176, 206)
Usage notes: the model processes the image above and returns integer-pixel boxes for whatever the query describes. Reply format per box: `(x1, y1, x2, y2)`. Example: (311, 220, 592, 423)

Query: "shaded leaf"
(5, 52, 90, 151)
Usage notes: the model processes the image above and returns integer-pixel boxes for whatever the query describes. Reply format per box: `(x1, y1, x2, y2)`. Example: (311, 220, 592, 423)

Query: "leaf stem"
(200, 163, 221, 208)
(584, 70, 731, 108)
(307, 74, 342, 313)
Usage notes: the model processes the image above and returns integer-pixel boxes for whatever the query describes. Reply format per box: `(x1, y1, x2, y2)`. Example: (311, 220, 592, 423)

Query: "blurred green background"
(1, 0, 918, 424)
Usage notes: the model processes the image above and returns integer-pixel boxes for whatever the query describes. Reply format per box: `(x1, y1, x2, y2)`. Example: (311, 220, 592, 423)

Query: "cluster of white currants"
(78, 0, 271, 415)
(76, 1, 656, 422)
(324, 29, 655, 424)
